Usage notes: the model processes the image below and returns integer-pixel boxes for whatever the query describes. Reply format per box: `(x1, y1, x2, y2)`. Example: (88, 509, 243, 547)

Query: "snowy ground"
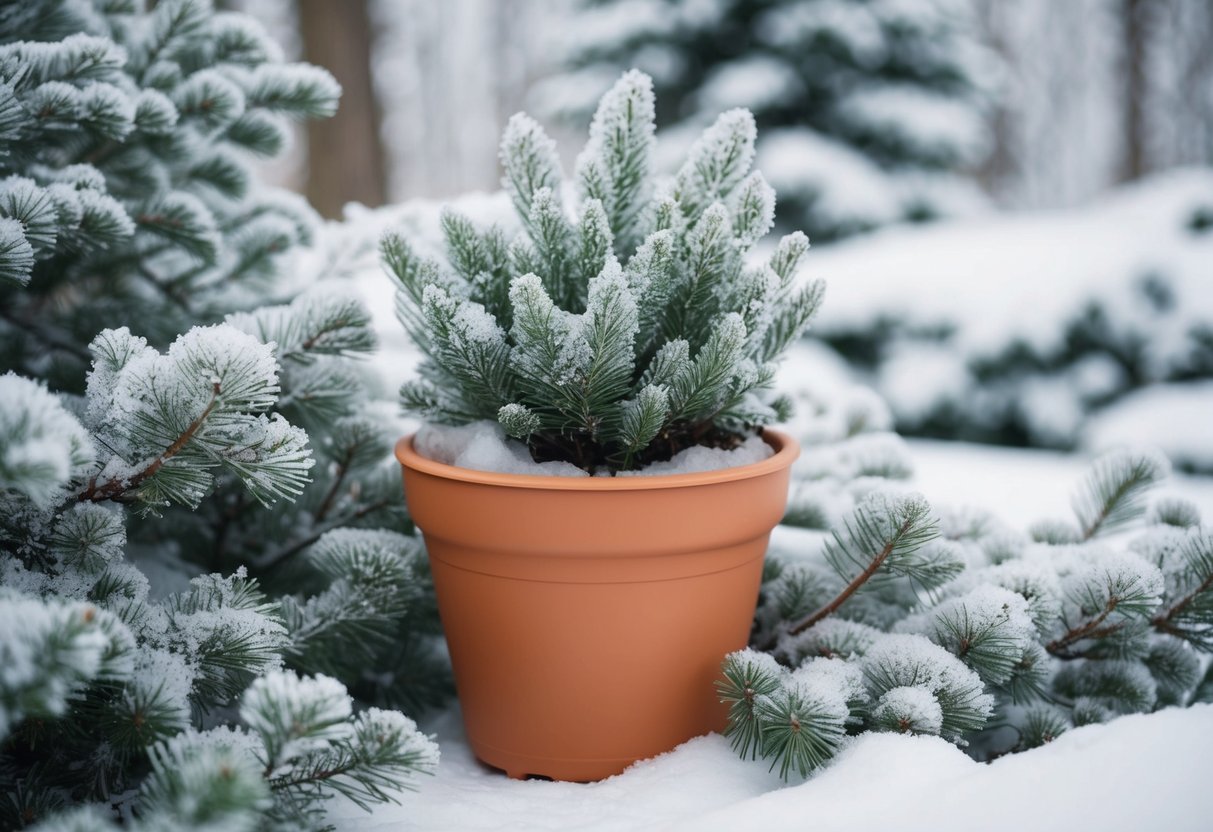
(331, 703, 1213, 832)
(330, 439, 1213, 832)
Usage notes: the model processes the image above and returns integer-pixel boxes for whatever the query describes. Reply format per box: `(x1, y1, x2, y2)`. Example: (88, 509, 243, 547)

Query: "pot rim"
(395, 428, 799, 492)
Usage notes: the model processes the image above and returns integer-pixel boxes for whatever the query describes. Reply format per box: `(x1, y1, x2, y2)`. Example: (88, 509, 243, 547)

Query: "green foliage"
(0, 2, 443, 830)
(1151, 527, 1213, 649)
(81, 324, 314, 511)
(559, 0, 991, 243)
(716, 649, 782, 762)
(1072, 450, 1169, 539)
(0, 0, 339, 389)
(728, 442, 1213, 779)
(1017, 704, 1070, 750)
(759, 677, 848, 779)
(386, 70, 825, 473)
(822, 492, 941, 590)
(282, 529, 422, 682)
(0, 374, 95, 509)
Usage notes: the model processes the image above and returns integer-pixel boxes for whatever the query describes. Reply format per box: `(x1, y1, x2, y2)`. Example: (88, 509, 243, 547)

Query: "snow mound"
(330, 703, 1213, 832)
(804, 169, 1213, 450)
(1083, 382, 1213, 473)
(812, 170, 1213, 359)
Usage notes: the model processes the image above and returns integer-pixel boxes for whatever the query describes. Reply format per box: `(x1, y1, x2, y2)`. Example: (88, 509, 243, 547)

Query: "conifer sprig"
(758, 492, 940, 649)
(1073, 450, 1169, 540)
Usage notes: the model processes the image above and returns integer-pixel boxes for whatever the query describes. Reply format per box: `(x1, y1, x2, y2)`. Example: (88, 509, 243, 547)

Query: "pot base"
(472, 739, 641, 782)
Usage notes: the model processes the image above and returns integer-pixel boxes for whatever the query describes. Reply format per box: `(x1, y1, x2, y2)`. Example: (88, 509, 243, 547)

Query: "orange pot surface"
(396, 429, 799, 781)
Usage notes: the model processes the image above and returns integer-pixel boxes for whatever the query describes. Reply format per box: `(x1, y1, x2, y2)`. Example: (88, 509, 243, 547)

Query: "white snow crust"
(330, 703, 1213, 832)
(616, 435, 773, 477)
(414, 422, 587, 477)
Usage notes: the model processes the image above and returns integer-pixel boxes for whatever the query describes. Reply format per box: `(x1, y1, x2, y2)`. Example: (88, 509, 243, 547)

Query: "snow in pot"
(415, 421, 773, 477)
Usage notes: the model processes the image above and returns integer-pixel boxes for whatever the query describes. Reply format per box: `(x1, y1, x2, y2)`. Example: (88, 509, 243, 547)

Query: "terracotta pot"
(395, 429, 798, 781)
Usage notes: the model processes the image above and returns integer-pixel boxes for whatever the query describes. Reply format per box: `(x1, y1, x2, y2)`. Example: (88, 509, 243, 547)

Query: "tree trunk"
(973, 0, 1016, 203)
(298, 0, 386, 218)
(1119, 0, 1151, 182)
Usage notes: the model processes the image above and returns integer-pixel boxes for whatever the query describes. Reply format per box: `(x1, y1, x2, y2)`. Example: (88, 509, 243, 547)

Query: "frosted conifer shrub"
(722, 445, 1213, 779)
(0, 2, 442, 828)
(385, 70, 825, 473)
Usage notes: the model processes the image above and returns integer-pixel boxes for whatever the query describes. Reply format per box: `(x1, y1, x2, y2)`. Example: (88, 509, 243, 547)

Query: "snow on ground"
(331, 702, 1213, 832)
(904, 438, 1213, 529)
(1083, 381, 1213, 474)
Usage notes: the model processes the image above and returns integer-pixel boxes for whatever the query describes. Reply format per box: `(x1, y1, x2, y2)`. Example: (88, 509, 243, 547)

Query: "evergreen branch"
(716, 650, 783, 761)
(313, 457, 351, 524)
(0, 305, 92, 362)
(80, 138, 124, 167)
(764, 523, 906, 651)
(78, 381, 220, 503)
(1153, 573, 1213, 637)
(267, 757, 359, 791)
(1046, 600, 1121, 657)
(1151, 529, 1213, 647)
(761, 495, 937, 651)
(1073, 450, 1168, 540)
(761, 685, 847, 780)
(253, 497, 395, 572)
(136, 262, 194, 315)
(1048, 550, 1163, 657)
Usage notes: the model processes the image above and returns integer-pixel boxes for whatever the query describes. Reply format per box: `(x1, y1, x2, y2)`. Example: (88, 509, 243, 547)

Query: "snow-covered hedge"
(808, 171, 1213, 470)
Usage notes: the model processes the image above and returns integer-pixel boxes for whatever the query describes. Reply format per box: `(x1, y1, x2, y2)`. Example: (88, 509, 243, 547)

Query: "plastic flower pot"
(395, 428, 798, 782)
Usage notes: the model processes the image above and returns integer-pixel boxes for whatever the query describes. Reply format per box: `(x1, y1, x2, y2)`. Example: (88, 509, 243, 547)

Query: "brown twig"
(1152, 571, 1213, 633)
(253, 497, 394, 573)
(756, 516, 914, 652)
(313, 456, 352, 524)
(78, 382, 220, 502)
(1045, 600, 1119, 656)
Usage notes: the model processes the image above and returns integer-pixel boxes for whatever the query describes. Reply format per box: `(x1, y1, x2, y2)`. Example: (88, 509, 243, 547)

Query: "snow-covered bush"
(723, 442, 1213, 778)
(385, 70, 825, 473)
(810, 172, 1213, 467)
(0, 2, 441, 828)
(542, 0, 993, 244)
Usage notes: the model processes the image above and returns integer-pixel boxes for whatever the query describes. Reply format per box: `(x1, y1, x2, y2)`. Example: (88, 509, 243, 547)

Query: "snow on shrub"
(724, 444, 1213, 779)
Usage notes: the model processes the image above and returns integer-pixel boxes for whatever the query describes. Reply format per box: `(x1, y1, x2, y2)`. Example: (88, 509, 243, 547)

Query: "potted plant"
(385, 70, 824, 781)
